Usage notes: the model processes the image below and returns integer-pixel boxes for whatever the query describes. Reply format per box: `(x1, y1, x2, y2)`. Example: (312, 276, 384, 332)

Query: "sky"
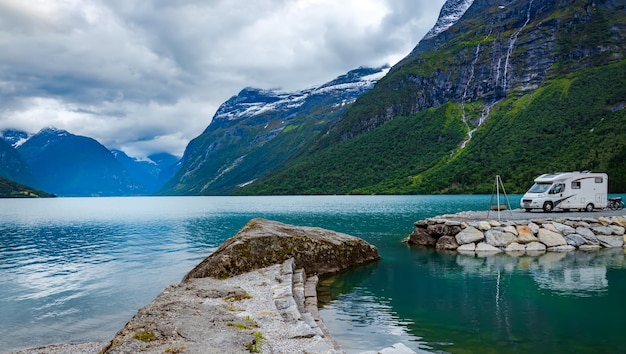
(0, 0, 447, 159)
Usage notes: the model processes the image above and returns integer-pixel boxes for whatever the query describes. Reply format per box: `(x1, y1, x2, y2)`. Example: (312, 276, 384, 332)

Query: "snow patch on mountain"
(213, 66, 390, 122)
(1, 129, 30, 148)
(424, 0, 475, 40)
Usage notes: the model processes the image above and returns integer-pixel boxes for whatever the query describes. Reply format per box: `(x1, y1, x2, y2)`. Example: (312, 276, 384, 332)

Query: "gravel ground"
(443, 208, 626, 221)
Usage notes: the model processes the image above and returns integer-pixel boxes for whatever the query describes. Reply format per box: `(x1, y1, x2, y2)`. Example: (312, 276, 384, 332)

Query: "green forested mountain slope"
(159, 67, 388, 195)
(0, 176, 55, 198)
(240, 0, 626, 195)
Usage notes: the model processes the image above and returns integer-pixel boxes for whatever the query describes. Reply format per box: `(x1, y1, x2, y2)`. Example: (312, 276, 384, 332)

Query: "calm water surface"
(1, 195, 625, 353)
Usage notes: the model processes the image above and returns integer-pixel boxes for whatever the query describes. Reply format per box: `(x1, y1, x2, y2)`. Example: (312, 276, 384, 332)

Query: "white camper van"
(520, 171, 608, 212)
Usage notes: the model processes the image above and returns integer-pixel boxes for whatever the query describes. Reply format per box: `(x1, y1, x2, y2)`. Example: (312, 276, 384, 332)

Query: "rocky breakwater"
(406, 215, 626, 254)
(101, 218, 380, 354)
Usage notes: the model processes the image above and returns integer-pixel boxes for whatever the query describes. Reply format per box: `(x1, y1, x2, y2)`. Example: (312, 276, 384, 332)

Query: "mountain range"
(0, 128, 178, 197)
(1, 0, 625, 197)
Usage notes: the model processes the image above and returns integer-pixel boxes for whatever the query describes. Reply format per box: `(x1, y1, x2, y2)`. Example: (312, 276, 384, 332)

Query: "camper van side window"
(595, 177, 603, 183)
(572, 181, 581, 189)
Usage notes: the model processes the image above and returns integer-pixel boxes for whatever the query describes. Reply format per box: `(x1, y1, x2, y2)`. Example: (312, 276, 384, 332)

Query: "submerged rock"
(184, 218, 380, 280)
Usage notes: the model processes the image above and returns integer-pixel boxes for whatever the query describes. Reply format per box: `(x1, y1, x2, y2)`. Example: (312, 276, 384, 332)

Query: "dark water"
(1, 195, 625, 353)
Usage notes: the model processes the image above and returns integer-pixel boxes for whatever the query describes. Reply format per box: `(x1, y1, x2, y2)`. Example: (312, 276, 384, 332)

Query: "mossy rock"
(184, 218, 380, 281)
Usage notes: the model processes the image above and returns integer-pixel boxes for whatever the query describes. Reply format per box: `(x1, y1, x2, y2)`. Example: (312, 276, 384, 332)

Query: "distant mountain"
(240, 0, 626, 195)
(149, 152, 182, 187)
(0, 175, 55, 198)
(0, 137, 32, 184)
(112, 150, 179, 193)
(17, 128, 146, 196)
(1, 129, 29, 147)
(159, 65, 389, 195)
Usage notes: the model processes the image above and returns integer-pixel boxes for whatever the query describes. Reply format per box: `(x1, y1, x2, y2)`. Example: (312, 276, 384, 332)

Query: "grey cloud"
(0, 0, 446, 158)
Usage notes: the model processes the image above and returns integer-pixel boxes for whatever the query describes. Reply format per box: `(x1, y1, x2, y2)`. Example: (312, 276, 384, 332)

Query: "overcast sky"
(0, 0, 446, 159)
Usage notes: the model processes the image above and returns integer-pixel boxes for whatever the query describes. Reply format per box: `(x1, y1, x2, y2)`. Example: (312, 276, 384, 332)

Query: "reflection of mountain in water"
(455, 248, 625, 297)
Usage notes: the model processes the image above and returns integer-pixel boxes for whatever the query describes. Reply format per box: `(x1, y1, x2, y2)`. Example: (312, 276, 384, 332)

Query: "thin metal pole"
(496, 175, 501, 219)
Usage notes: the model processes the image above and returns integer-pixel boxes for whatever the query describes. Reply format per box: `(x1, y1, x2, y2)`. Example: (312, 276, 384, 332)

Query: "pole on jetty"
(488, 175, 513, 220)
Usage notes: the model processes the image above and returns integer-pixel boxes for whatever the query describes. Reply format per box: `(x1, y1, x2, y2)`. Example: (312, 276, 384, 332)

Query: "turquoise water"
(1, 195, 625, 353)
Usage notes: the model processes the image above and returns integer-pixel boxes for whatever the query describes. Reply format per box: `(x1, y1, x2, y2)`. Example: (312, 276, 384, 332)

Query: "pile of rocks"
(406, 215, 626, 254)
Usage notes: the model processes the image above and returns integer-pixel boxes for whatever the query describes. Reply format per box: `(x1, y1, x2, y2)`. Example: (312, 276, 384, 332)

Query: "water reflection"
(322, 246, 626, 353)
(318, 264, 432, 353)
(454, 248, 625, 297)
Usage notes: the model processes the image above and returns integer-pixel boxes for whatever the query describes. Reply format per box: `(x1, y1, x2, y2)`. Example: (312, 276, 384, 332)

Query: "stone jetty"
(406, 212, 626, 254)
(99, 218, 381, 354)
(15, 218, 423, 354)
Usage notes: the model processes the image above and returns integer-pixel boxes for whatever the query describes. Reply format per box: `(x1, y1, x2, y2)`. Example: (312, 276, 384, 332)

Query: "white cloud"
(0, 0, 446, 159)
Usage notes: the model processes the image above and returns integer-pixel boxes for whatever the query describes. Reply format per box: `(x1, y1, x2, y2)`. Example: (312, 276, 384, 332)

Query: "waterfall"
(460, 100, 497, 149)
(460, 44, 481, 149)
(502, 0, 534, 93)
(494, 45, 502, 89)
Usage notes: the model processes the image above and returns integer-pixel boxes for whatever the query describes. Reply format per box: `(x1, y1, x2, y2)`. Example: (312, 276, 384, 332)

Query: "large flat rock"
(184, 218, 380, 280)
(101, 263, 340, 354)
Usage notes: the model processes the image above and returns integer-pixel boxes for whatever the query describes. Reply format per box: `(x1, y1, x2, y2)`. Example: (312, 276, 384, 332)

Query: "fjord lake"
(1, 195, 625, 353)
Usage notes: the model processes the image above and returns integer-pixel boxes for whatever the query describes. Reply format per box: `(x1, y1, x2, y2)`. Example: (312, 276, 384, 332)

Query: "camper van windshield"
(528, 182, 551, 193)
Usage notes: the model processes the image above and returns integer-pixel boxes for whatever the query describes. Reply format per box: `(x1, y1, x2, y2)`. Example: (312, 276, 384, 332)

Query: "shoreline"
(17, 211, 626, 354)
(407, 209, 626, 254)
(8, 218, 387, 354)
(12, 259, 339, 354)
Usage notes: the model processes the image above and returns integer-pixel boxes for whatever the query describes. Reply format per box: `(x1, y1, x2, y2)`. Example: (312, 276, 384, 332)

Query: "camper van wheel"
(585, 203, 594, 212)
(543, 202, 553, 213)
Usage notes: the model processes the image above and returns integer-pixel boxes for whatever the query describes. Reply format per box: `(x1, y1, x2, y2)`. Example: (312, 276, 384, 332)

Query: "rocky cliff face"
(238, 0, 625, 195)
(326, 0, 626, 141)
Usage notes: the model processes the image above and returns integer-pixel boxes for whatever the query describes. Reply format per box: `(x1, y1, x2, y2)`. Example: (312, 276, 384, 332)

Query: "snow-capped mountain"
(160, 65, 390, 195)
(212, 66, 389, 122)
(423, 0, 475, 40)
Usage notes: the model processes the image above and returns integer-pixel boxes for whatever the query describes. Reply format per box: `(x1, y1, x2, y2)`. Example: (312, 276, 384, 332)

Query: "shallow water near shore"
(1, 195, 625, 353)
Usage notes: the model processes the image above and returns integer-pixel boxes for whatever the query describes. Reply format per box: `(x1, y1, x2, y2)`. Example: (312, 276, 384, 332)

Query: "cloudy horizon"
(0, 0, 447, 159)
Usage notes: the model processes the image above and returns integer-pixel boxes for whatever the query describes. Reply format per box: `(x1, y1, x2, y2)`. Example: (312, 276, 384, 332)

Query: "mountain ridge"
(238, 0, 626, 195)
(159, 65, 390, 195)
